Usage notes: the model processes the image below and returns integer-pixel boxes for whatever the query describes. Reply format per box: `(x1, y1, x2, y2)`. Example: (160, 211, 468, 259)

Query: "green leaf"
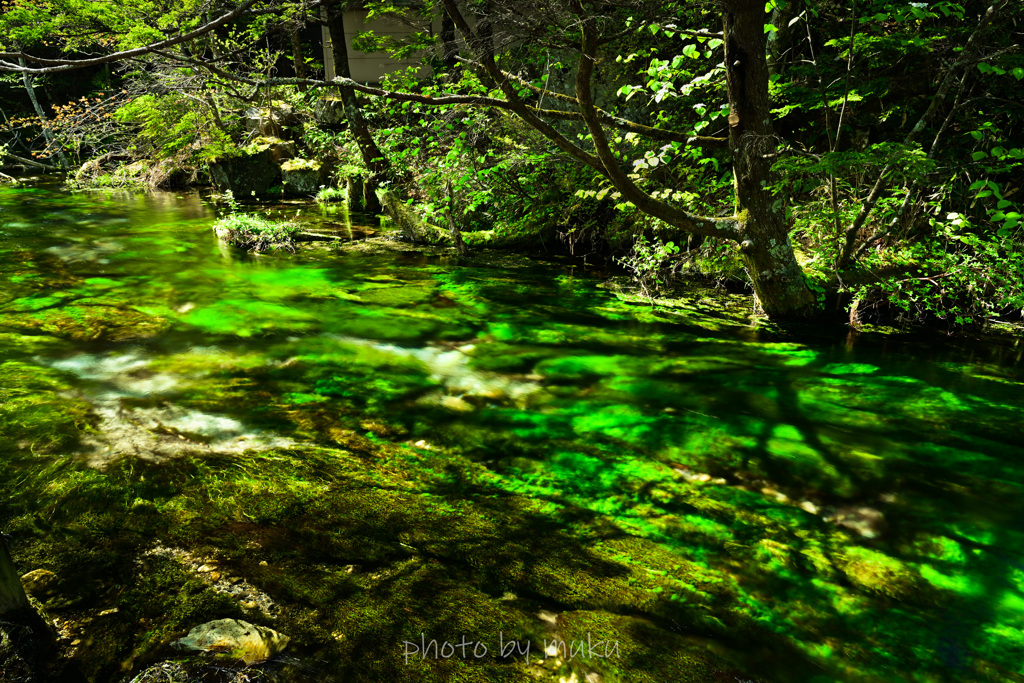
(971, 151, 988, 161)
(997, 200, 1012, 209)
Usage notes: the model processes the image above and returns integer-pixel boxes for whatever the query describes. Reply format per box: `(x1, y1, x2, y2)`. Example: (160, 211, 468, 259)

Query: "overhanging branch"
(0, 0, 262, 74)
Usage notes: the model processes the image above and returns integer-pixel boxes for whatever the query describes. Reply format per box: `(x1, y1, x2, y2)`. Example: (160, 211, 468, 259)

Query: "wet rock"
(828, 505, 887, 539)
(439, 395, 474, 413)
(838, 547, 925, 600)
(266, 140, 297, 163)
(19, 569, 57, 600)
(173, 618, 290, 665)
(244, 108, 284, 138)
(281, 159, 326, 196)
(209, 148, 282, 198)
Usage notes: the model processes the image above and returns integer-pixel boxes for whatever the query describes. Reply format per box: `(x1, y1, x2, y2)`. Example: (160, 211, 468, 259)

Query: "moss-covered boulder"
(209, 148, 282, 198)
(281, 159, 326, 196)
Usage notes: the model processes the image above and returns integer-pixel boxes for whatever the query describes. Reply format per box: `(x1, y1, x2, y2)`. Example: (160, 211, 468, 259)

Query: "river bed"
(2, 182, 1024, 682)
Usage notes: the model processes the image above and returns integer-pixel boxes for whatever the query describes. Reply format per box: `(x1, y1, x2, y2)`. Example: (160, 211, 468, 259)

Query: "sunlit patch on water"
(39, 350, 291, 466)
(329, 336, 542, 409)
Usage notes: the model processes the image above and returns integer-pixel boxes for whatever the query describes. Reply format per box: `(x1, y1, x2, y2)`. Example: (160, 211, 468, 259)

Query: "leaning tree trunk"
(18, 57, 68, 170)
(724, 0, 815, 317)
(1, 534, 30, 616)
(323, 0, 390, 193)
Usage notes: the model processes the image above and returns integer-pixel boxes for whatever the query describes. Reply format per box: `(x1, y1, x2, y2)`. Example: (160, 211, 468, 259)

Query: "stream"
(2, 182, 1024, 683)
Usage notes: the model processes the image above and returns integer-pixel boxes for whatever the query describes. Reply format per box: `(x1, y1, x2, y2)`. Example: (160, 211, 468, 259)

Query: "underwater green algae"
(3, 185, 1024, 682)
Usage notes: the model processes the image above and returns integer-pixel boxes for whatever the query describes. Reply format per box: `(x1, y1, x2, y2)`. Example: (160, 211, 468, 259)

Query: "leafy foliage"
(213, 212, 299, 253)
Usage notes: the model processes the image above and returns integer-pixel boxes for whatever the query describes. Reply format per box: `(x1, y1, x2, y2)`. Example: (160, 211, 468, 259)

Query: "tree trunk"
(440, 10, 461, 82)
(724, 0, 815, 317)
(0, 535, 30, 616)
(291, 26, 307, 91)
(19, 58, 68, 170)
(323, 2, 390, 180)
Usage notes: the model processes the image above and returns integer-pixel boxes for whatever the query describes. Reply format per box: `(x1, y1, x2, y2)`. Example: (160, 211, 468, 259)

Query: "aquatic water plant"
(212, 213, 299, 253)
(315, 186, 346, 204)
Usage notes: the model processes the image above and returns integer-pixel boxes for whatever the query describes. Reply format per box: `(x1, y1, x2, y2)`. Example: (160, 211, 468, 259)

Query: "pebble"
(799, 500, 820, 515)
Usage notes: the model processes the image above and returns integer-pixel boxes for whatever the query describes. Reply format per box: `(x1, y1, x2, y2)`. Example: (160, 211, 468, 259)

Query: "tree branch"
(0, 0, 262, 74)
(567, 0, 740, 241)
(456, 55, 728, 148)
(438, 0, 607, 175)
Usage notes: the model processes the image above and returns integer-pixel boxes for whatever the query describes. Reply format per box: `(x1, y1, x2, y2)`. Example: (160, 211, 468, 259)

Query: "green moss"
(838, 547, 928, 602)
(555, 610, 764, 683)
(0, 361, 95, 453)
(281, 158, 322, 172)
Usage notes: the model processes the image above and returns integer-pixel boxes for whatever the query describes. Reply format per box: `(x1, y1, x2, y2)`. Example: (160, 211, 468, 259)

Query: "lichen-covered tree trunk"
(724, 0, 815, 317)
(323, 1, 389, 181)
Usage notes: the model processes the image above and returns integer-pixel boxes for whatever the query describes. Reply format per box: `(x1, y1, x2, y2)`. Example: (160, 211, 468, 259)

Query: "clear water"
(2, 182, 1024, 683)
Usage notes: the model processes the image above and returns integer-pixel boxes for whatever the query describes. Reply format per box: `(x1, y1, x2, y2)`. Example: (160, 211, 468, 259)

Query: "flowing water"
(2, 182, 1024, 683)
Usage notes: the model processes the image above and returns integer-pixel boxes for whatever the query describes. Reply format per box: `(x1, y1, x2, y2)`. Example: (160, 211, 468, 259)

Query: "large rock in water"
(209, 149, 282, 198)
(172, 618, 290, 665)
(281, 159, 325, 196)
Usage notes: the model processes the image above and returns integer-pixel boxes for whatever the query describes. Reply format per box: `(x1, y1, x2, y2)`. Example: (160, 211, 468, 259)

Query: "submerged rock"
(173, 618, 290, 665)
(828, 505, 887, 539)
(128, 662, 193, 683)
(19, 569, 57, 599)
